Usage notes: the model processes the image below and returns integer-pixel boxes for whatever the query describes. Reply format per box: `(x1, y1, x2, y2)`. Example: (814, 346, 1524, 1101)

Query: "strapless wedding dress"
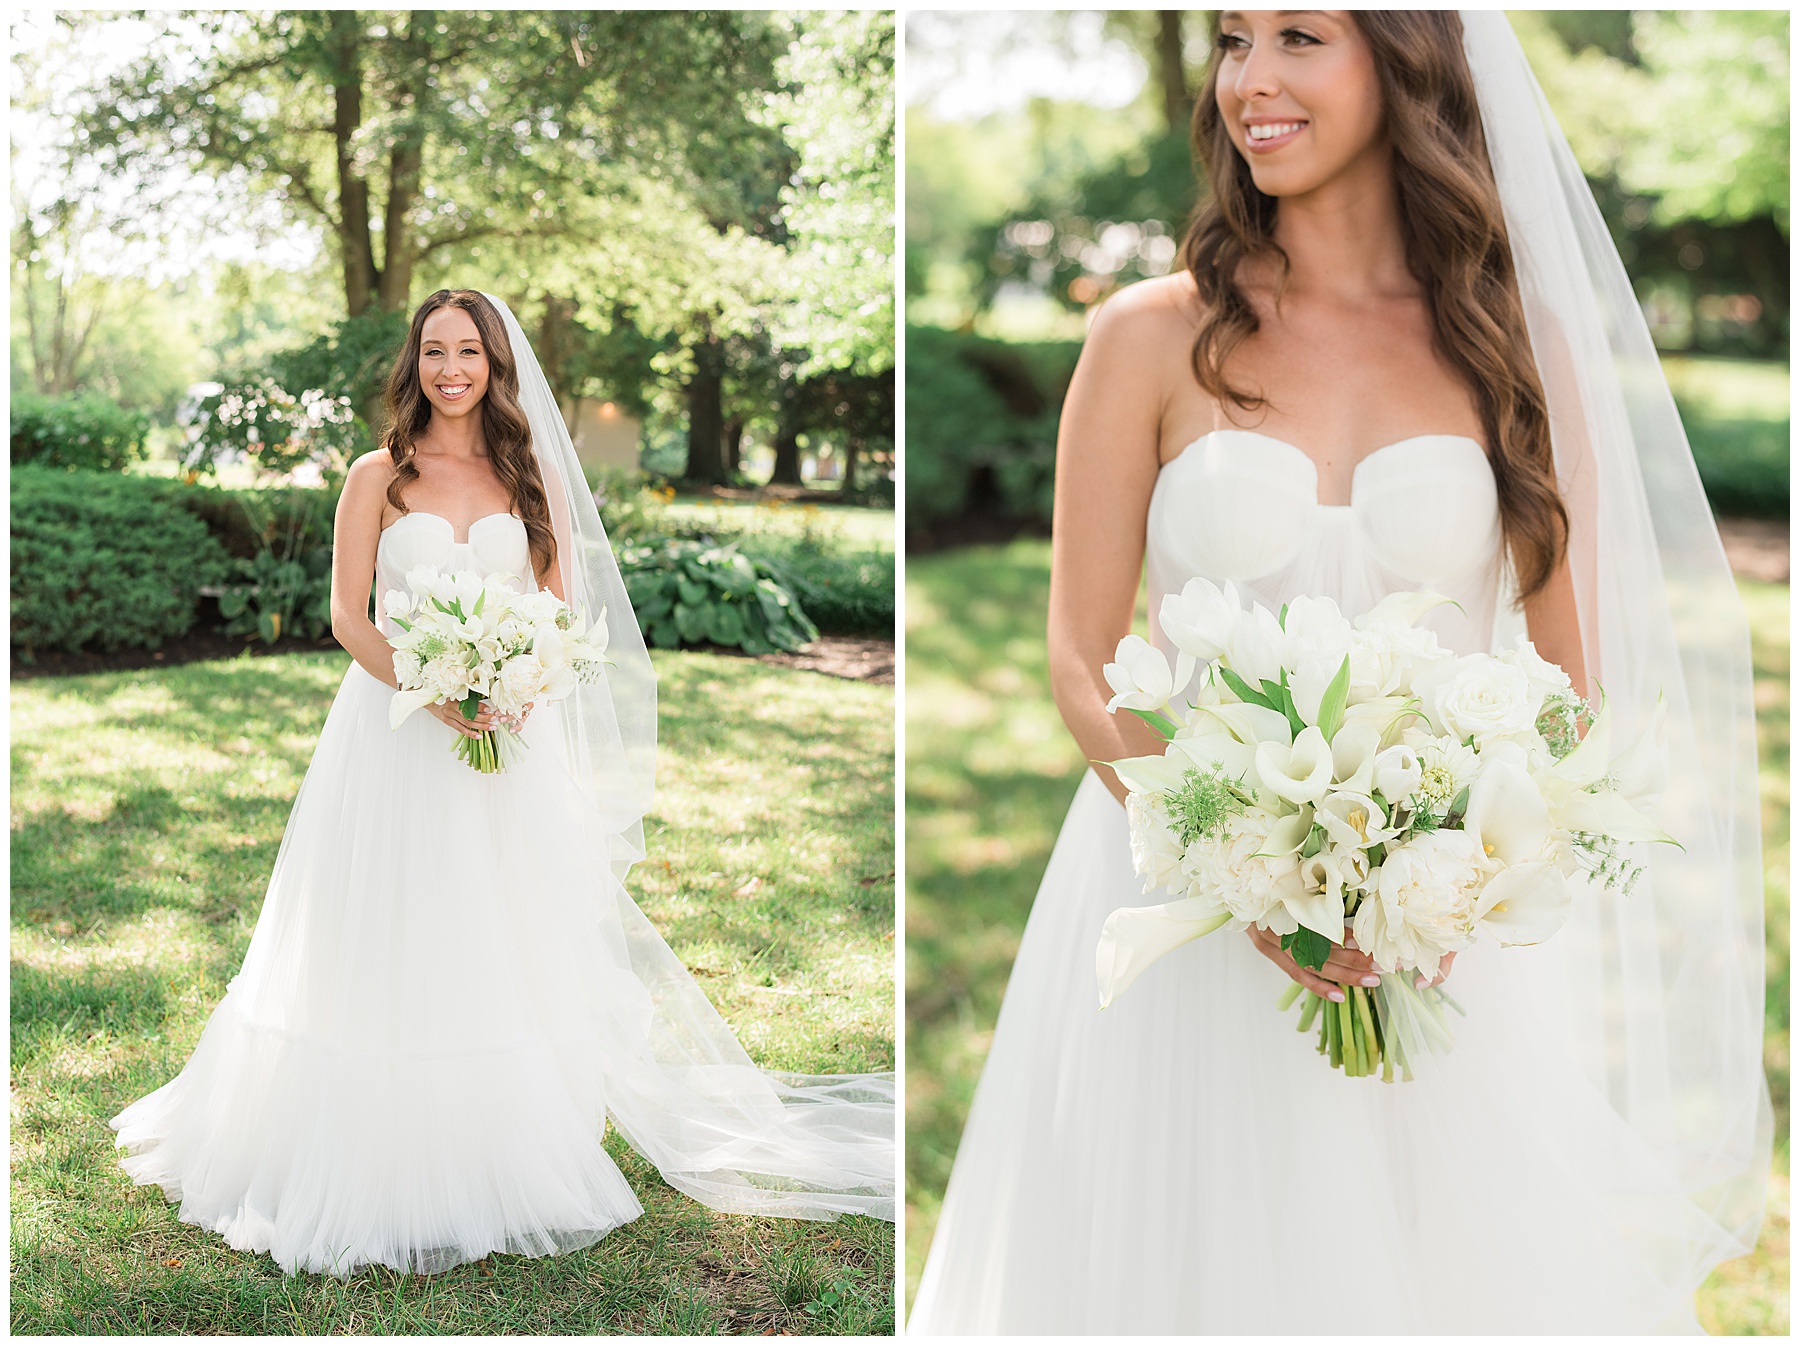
(111, 511, 893, 1277)
(909, 431, 1718, 1334)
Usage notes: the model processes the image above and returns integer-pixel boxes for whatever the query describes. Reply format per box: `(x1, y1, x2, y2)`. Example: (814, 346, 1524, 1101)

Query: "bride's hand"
(1246, 926, 1383, 1002)
(1417, 951, 1456, 990)
(427, 698, 497, 740)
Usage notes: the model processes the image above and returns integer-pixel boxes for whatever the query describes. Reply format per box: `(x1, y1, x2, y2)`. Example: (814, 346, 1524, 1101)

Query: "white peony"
(1126, 792, 1186, 893)
(1354, 830, 1490, 973)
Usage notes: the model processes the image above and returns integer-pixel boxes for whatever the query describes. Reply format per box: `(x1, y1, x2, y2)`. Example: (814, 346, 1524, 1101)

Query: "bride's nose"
(1231, 40, 1284, 103)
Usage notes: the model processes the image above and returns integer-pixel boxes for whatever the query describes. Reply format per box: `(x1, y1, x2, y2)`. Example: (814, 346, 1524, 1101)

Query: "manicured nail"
(1328, 990, 1345, 1003)
(1361, 975, 1381, 987)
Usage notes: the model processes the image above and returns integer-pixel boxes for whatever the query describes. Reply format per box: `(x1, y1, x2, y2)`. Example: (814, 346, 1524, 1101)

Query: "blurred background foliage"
(11, 9, 895, 659)
(905, 9, 1789, 544)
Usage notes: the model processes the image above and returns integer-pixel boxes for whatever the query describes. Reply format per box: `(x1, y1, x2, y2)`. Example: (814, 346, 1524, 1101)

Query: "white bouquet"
(1096, 581, 1672, 1081)
(383, 566, 611, 773)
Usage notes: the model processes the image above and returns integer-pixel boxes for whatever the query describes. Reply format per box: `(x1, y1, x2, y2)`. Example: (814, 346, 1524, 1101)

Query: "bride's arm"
(1048, 286, 1183, 808)
(330, 453, 405, 688)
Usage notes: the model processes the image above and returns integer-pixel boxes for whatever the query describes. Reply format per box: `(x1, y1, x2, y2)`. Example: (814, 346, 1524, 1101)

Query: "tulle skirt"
(908, 771, 1736, 1334)
(112, 661, 893, 1277)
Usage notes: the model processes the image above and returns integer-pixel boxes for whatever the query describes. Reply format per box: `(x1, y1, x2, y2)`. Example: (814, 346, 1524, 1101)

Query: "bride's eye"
(1281, 28, 1323, 47)
(1215, 31, 1249, 54)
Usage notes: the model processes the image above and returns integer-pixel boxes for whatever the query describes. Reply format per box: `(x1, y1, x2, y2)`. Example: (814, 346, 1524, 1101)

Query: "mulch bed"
(12, 631, 897, 686)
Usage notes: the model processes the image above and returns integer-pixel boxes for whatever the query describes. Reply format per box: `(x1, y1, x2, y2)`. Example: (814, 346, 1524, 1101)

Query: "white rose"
(1503, 634, 1573, 707)
(1415, 655, 1536, 747)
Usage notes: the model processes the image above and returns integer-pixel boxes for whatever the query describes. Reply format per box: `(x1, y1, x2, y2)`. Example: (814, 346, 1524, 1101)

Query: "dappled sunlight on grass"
(906, 541, 1788, 1332)
(11, 646, 894, 1334)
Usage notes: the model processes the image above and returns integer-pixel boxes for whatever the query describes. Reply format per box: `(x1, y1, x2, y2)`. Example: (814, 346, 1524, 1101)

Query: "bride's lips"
(436, 383, 472, 402)
(1243, 119, 1309, 154)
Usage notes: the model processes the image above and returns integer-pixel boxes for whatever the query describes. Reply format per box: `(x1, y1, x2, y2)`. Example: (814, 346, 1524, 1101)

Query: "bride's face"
(1213, 11, 1387, 199)
(418, 306, 490, 420)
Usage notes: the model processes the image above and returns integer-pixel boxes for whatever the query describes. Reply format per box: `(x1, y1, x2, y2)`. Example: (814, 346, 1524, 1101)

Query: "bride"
(909, 10, 1768, 1334)
(111, 289, 894, 1277)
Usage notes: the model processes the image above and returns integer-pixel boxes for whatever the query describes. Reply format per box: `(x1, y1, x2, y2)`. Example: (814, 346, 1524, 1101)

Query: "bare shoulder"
(1082, 272, 1203, 360)
(338, 448, 400, 528)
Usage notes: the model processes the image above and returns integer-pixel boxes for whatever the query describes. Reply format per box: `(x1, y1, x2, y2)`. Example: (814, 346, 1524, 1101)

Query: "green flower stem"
(1338, 994, 1360, 1076)
(1316, 1001, 1329, 1055)
(1354, 986, 1380, 1077)
(1297, 990, 1323, 1033)
(1325, 996, 1342, 1068)
(1276, 982, 1304, 1013)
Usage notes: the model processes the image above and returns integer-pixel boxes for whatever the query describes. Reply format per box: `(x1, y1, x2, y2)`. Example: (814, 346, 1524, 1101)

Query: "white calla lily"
(1330, 721, 1384, 794)
(1355, 589, 1456, 630)
(1255, 726, 1334, 805)
(1465, 760, 1552, 864)
(1097, 897, 1233, 1008)
(1372, 745, 1422, 803)
(1167, 731, 1259, 784)
(1317, 790, 1395, 853)
(1609, 693, 1669, 809)
(1108, 753, 1192, 796)
(1473, 861, 1572, 945)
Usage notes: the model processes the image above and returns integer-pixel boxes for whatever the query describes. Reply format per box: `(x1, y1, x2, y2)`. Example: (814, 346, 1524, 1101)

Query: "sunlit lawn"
(904, 538, 1789, 1333)
(11, 649, 895, 1335)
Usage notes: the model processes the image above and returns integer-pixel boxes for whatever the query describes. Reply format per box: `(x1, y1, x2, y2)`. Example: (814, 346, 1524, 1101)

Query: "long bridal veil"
(1460, 11, 1770, 1289)
(478, 290, 894, 1222)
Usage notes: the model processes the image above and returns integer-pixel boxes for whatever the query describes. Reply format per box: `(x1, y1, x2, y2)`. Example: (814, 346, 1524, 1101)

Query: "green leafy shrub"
(741, 537, 894, 636)
(11, 467, 230, 655)
(905, 325, 1079, 537)
(620, 540, 819, 654)
(10, 391, 151, 473)
(219, 546, 334, 645)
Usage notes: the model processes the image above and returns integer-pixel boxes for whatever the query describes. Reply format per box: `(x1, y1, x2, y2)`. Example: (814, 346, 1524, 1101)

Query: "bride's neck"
(1266, 155, 1415, 304)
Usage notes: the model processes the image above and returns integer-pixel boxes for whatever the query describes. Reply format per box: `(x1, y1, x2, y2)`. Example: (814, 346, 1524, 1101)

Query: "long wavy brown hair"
(378, 289, 556, 584)
(1182, 10, 1567, 600)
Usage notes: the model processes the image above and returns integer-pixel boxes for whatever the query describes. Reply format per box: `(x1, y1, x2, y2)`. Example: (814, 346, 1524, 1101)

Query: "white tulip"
(1104, 635, 1194, 714)
(1160, 577, 1242, 661)
(1225, 603, 1286, 688)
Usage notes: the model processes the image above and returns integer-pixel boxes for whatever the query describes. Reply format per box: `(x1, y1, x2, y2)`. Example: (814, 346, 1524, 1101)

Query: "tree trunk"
(769, 364, 804, 485)
(536, 295, 576, 392)
(723, 417, 745, 476)
(1156, 12, 1189, 135)
(376, 10, 432, 313)
(684, 337, 728, 484)
(326, 12, 377, 317)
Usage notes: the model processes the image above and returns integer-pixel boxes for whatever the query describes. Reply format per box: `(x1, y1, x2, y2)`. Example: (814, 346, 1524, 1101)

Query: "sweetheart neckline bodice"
(1159, 429, 1489, 509)
(380, 510, 524, 547)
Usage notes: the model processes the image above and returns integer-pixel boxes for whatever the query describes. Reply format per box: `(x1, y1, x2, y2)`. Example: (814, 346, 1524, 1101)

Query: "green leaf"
(459, 692, 482, 721)
(674, 601, 709, 644)
(1280, 926, 1333, 971)
(1218, 665, 1276, 710)
(1124, 706, 1179, 740)
(1278, 684, 1305, 738)
(1315, 655, 1353, 738)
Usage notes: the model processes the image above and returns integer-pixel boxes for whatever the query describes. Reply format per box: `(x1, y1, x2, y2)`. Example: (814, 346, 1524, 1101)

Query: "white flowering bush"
(1096, 581, 1673, 1081)
(384, 566, 611, 773)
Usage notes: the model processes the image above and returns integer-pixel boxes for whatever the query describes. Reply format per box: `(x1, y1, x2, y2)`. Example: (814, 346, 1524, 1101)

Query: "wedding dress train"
(112, 511, 893, 1277)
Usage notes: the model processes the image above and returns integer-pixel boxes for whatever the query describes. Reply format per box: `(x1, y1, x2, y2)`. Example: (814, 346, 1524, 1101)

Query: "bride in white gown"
(110, 288, 893, 1277)
(909, 11, 1768, 1334)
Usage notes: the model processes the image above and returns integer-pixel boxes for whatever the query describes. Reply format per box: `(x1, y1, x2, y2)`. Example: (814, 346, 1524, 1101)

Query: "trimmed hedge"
(11, 468, 231, 656)
(11, 392, 151, 473)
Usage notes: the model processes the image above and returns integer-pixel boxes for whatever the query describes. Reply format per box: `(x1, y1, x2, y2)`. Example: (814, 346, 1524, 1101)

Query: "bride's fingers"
(1248, 929, 1343, 1002)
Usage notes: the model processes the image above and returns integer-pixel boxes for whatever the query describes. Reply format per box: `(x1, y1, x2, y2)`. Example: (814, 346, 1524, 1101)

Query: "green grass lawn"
(11, 649, 896, 1335)
(661, 500, 896, 553)
(904, 538, 1789, 1333)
